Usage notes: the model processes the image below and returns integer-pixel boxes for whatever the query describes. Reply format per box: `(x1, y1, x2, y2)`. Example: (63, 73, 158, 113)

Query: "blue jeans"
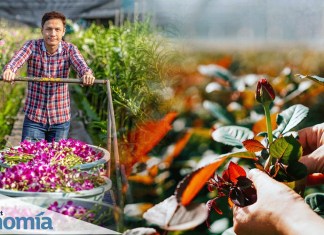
(21, 116, 70, 142)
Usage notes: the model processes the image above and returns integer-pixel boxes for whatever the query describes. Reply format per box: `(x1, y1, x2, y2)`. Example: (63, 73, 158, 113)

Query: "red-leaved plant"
(206, 161, 256, 225)
(205, 78, 308, 218)
(143, 77, 310, 233)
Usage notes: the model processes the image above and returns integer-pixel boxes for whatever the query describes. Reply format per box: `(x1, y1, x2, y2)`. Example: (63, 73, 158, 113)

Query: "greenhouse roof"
(0, 0, 122, 27)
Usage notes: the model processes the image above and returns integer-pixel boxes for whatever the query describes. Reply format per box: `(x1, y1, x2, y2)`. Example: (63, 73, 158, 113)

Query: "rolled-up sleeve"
(69, 44, 92, 78)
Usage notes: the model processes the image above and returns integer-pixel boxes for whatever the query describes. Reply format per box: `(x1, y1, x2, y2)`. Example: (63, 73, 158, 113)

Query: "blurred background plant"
(0, 20, 39, 148)
(69, 20, 179, 144)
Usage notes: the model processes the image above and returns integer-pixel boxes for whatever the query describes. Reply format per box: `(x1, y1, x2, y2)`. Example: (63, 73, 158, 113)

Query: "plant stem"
(263, 103, 273, 144)
(263, 102, 273, 167)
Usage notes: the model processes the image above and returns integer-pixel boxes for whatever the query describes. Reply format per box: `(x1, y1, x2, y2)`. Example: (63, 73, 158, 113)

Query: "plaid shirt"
(4, 39, 91, 125)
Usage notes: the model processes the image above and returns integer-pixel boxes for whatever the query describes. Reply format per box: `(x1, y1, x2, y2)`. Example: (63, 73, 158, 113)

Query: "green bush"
(71, 20, 177, 143)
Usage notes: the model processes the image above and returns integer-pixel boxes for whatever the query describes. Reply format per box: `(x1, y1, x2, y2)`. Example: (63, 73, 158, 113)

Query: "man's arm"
(2, 40, 33, 82)
(69, 44, 95, 85)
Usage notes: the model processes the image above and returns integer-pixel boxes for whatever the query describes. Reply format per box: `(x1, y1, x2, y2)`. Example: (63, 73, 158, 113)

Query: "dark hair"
(41, 11, 66, 28)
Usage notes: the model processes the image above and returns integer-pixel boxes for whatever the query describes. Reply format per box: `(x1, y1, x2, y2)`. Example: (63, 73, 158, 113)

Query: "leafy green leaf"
(287, 161, 308, 181)
(203, 101, 235, 124)
(271, 166, 292, 182)
(212, 126, 254, 147)
(269, 136, 302, 164)
(274, 104, 309, 136)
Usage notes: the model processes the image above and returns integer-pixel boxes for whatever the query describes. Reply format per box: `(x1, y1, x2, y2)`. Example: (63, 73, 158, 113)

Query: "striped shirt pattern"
(4, 39, 91, 125)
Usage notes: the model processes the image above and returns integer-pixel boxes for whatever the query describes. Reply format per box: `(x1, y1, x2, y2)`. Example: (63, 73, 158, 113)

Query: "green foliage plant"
(70, 19, 178, 142)
(0, 20, 38, 148)
(212, 78, 309, 190)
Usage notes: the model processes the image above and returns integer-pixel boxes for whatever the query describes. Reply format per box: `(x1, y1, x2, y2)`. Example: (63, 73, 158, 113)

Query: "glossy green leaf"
(274, 104, 309, 136)
(271, 165, 292, 182)
(203, 101, 235, 124)
(287, 161, 308, 181)
(212, 126, 254, 147)
(269, 136, 302, 164)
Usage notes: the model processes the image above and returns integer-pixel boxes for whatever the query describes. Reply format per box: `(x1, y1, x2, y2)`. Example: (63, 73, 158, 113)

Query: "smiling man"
(2, 11, 95, 142)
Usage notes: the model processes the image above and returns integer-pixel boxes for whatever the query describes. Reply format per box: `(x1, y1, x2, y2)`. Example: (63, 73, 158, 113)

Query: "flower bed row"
(0, 139, 107, 192)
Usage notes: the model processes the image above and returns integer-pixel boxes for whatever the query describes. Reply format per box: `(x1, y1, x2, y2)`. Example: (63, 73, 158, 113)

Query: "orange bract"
(175, 157, 227, 206)
(133, 112, 178, 157)
(163, 131, 193, 166)
(122, 112, 178, 176)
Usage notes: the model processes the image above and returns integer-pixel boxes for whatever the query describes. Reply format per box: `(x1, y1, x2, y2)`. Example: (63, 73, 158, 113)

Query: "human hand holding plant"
(207, 78, 309, 217)
(232, 169, 324, 235)
(231, 123, 324, 235)
(143, 77, 320, 233)
(298, 123, 324, 175)
(252, 78, 307, 182)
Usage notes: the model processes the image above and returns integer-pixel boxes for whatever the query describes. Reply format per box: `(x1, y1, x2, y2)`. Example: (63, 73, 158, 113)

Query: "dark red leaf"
(236, 176, 253, 189)
(222, 168, 230, 182)
(206, 198, 223, 215)
(229, 186, 257, 207)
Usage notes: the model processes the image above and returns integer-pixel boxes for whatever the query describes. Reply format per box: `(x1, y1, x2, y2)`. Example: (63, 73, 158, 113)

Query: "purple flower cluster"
(48, 200, 95, 222)
(15, 139, 101, 163)
(0, 139, 105, 192)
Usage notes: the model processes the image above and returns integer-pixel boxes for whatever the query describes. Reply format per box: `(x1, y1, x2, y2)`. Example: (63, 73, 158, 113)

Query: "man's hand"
(2, 68, 15, 83)
(233, 169, 324, 235)
(81, 71, 95, 86)
(298, 123, 324, 174)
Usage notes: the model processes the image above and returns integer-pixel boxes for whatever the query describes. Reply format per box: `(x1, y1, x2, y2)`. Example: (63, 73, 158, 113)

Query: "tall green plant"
(0, 20, 37, 148)
(71, 20, 177, 141)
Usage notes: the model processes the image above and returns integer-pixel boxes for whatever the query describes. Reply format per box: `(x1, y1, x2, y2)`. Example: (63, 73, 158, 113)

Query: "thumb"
(247, 169, 276, 188)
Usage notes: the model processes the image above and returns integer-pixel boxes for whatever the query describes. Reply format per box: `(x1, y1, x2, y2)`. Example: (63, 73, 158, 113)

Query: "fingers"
(247, 169, 276, 188)
(82, 73, 95, 86)
(298, 123, 324, 154)
(299, 145, 324, 174)
(2, 69, 15, 83)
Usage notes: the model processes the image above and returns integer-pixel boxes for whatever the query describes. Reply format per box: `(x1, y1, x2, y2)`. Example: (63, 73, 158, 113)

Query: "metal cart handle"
(0, 76, 107, 84)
